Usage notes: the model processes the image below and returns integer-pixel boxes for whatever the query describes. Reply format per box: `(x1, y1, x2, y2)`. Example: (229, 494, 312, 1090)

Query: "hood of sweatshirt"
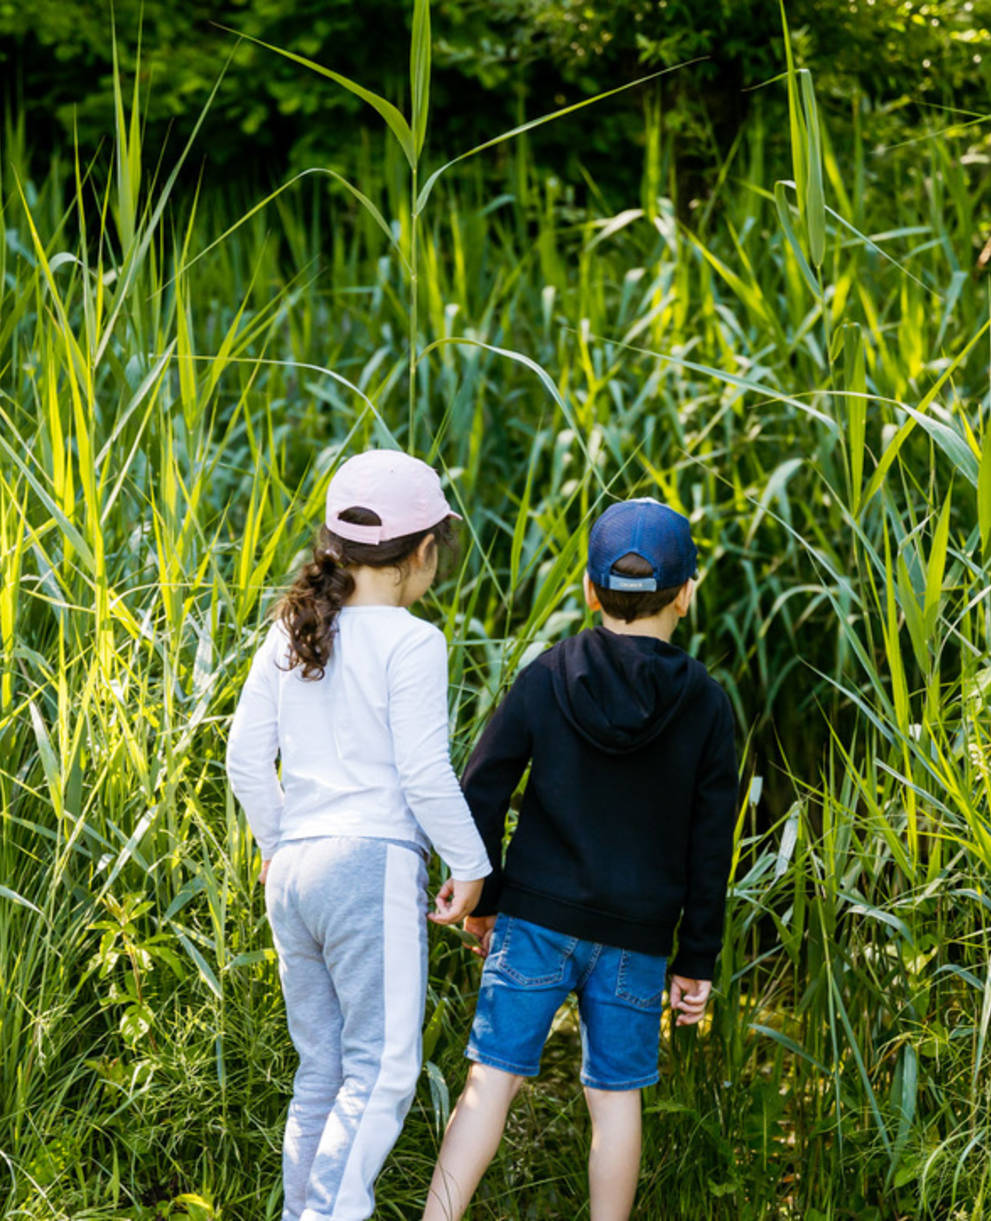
(547, 626, 705, 754)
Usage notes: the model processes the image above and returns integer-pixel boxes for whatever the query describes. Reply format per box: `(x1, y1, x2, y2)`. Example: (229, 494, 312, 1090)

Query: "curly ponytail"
(277, 508, 455, 680)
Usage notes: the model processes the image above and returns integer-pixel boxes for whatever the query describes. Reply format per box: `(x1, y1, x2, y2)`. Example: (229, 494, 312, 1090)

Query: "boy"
(422, 498, 738, 1221)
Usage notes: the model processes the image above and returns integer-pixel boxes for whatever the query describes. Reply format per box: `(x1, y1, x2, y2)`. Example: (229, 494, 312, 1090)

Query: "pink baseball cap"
(325, 449, 461, 544)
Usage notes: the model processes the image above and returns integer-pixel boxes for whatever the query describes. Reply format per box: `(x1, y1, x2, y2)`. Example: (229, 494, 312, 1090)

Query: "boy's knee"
(583, 1085, 641, 1120)
(467, 1062, 524, 1101)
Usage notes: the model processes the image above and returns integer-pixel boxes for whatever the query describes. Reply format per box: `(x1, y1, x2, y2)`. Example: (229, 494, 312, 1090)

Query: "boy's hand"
(669, 975, 712, 1026)
(259, 859, 271, 885)
(464, 914, 497, 957)
(428, 877, 485, 926)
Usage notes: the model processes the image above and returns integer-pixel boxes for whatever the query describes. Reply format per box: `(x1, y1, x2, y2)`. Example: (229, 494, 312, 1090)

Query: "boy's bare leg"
(584, 1086, 642, 1221)
(422, 1063, 523, 1221)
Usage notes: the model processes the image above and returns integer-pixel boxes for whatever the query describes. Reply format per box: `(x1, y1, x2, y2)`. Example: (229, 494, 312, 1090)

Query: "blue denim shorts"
(466, 913, 667, 1091)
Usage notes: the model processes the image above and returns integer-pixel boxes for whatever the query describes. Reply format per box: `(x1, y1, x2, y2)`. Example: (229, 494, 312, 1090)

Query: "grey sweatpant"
(265, 836, 429, 1221)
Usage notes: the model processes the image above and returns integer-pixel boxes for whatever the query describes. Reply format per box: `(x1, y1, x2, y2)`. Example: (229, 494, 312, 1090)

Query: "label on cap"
(605, 574, 658, 592)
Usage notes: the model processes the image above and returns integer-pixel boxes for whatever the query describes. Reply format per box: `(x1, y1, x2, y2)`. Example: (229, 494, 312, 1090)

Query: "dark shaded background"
(3, 0, 989, 203)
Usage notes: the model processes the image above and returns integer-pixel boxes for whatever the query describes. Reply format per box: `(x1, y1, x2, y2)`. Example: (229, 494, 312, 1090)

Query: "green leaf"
(749, 1023, 830, 1072)
(170, 1193, 215, 1221)
(644, 1099, 694, 1115)
(773, 180, 821, 298)
(799, 69, 826, 268)
(422, 997, 446, 1062)
(28, 698, 62, 808)
(682, 227, 786, 346)
(779, 1, 807, 205)
(893, 1043, 918, 1143)
(899, 405, 979, 487)
(218, 28, 416, 167)
(893, 1164, 919, 1189)
(897, 550, 927, 672)
(883, 528, 910, 732)
(745, 456, 804, 546)
(410, 0, 431, 158)
(0, 884, 44, 917)
(923, 488, 953, 636)
(172, 928, 223, 1000)
(111, 23, 137, 253)
(424, 1059, 450, 1134)
(979, 420, 991, 557)
(120, 1002, 154, 1047)
(841, 322, 867, 510)
(224, 949, 278, 970)
(886, 1043, 918, 1185)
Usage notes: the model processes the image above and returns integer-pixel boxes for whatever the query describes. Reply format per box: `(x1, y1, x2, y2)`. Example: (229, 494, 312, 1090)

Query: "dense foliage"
(3, 0, 990, 190)
(1, 2, 991, 1218)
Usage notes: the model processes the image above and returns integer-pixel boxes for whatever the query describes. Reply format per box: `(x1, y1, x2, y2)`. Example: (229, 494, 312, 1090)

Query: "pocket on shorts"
(494, 916, 578, 987)
(615, 949, 667, 1009)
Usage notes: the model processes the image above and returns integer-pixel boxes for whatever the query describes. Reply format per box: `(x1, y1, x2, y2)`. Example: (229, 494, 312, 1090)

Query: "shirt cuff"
(447, 857, 493, 883)
(668, 951, 716, 981)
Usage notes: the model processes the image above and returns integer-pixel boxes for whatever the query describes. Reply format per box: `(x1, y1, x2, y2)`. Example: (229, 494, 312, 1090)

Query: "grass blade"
(774, 180, 821, 297)
(979, 419, 991, 557)
(410, 0, 431, 159)
(799, 69, 826, 268)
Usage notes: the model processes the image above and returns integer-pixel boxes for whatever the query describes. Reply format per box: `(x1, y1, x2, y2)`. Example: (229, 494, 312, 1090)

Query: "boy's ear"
(674, 577, 695, 616)
(582, 572, 601, 612)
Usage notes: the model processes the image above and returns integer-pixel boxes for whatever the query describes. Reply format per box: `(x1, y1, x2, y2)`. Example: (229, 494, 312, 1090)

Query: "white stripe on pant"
(265, 836, 428, 1221)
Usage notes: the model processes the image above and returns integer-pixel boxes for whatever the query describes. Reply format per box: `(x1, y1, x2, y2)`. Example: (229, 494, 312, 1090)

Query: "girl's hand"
(669, 975, 712, 1026)
(428, 877, 484, 925)
(259, 859, 271, 885)
(464, 914, 497, 958)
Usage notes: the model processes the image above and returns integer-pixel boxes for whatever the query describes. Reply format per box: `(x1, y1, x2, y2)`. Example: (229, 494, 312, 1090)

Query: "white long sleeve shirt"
(226, 606, 492, 881)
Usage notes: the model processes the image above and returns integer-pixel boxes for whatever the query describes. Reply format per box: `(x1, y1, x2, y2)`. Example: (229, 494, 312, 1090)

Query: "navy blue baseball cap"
(587, 498, 698, 592)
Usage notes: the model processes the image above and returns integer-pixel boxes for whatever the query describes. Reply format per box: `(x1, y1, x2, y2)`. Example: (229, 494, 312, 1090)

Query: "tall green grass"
(1, 8, 989, 1217)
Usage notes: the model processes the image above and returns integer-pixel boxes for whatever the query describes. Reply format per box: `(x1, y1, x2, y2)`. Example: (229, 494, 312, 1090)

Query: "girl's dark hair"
(277, 508, 455, 680)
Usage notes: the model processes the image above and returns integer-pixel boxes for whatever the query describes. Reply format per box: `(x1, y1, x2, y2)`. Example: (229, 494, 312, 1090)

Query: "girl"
(226, 449, 491, 1221)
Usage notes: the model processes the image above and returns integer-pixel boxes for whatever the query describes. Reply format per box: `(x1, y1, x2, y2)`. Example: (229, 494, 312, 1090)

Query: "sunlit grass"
(0, 8, 989, 1216)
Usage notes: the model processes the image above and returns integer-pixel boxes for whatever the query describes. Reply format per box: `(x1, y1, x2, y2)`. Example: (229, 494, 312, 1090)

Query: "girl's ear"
(415, 532, 436, 566)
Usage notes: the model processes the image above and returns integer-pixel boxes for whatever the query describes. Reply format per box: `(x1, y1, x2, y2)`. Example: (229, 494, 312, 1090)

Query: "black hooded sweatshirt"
(462, 626, 738, 980)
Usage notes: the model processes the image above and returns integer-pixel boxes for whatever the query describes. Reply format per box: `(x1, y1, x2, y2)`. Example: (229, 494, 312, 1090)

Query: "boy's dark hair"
(592, 552, 684, 623)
